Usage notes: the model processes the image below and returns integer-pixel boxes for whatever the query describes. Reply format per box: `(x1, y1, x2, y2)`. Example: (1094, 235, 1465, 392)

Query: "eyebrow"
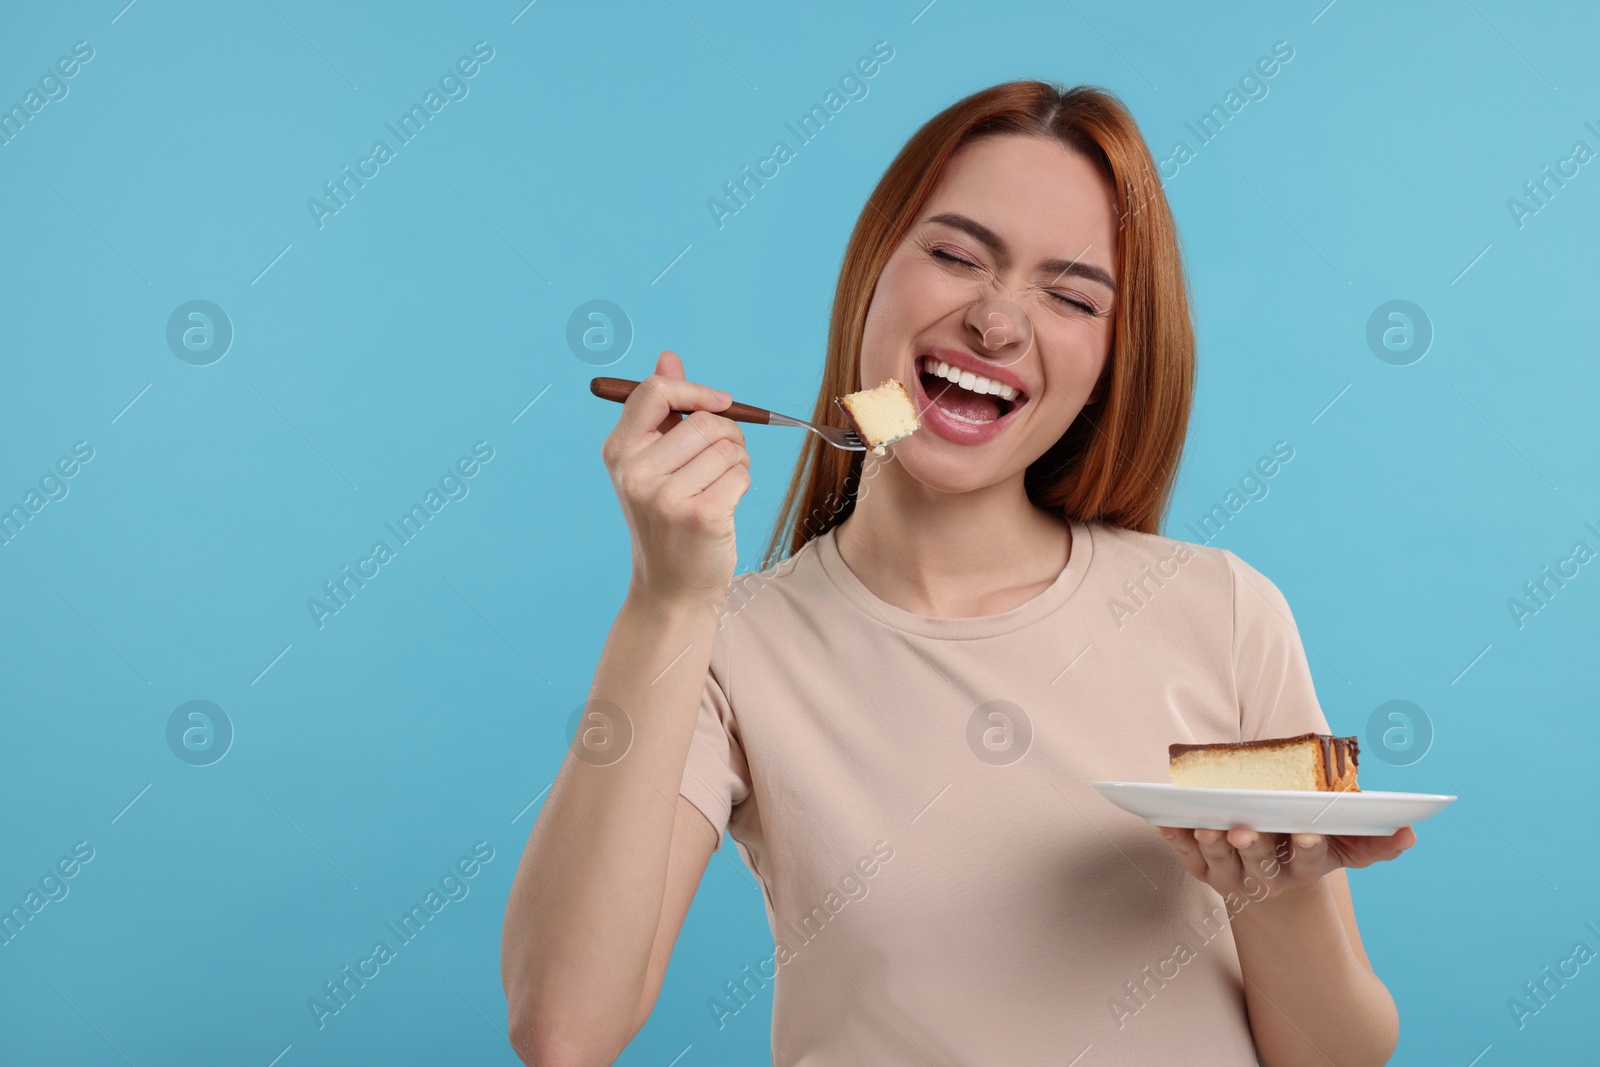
(922, 211, 1117, 293)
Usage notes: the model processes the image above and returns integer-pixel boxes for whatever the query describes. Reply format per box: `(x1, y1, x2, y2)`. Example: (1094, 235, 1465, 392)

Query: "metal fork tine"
(810, 424, 867, 451)
(769, 410, 867, 451)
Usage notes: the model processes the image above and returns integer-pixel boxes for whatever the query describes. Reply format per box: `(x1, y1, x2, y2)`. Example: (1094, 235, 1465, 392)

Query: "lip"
(910, 350, 1032, 446)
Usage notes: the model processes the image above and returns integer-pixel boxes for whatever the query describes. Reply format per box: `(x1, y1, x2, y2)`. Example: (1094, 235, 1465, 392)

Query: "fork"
(589, 377, 866, 451)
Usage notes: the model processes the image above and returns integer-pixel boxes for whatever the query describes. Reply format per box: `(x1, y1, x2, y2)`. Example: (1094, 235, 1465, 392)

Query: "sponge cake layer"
(837, 379, 921, 455)
(1168, 733, 1360, 792)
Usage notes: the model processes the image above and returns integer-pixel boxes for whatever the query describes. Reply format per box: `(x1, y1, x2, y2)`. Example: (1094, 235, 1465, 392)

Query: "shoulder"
(1088, 521, 1234, 589)
(1087, 523, 1298, 625)
(1214, 545, 1298, 623)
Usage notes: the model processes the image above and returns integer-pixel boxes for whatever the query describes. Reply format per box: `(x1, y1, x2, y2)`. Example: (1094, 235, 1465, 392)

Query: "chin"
(892, 440, 1017, 496)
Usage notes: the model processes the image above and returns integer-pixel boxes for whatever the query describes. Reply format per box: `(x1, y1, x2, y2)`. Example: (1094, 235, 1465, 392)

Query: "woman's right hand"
(600, 350, 752, 610)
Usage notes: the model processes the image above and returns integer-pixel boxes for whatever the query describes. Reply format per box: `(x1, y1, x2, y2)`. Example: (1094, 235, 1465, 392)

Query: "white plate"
(1090, 781, 1456, 836)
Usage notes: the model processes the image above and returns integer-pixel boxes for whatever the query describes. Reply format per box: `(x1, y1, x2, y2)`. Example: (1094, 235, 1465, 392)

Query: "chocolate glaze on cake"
(1168, 732, 1360, 788)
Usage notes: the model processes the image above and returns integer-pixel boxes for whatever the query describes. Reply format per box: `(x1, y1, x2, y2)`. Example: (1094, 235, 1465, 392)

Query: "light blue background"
(2, 1, 1596, 1064)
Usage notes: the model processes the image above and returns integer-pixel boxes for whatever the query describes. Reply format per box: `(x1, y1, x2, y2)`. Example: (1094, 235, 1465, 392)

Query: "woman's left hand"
(1154, 824, 1416, 900)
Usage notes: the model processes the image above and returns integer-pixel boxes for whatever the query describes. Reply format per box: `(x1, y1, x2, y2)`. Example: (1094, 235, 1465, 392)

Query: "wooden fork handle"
(589, 376, 774, 425)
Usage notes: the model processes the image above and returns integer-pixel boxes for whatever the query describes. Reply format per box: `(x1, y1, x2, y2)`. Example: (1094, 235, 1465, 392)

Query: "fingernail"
(713, 389, 733, 403)
(1293, 834, 1321, 848)
(1159, 829, 1176, 840)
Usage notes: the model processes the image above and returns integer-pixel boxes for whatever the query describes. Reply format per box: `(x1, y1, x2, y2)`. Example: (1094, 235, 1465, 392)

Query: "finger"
(1194, 827, 1244, 884)
(1337, 826, 1417, 869)
(1370, 826, 1416, 862)
(634, 411, 747, 483)
(697, 457, 754, 514)
(1286, 833, 1328, 879)
(615, 363, 733, 440)
(659, 432, 750, 502)
(1227, 827, 1279, 880)
(1156, 827, 1209, 881)
(651, 351, 689, 434)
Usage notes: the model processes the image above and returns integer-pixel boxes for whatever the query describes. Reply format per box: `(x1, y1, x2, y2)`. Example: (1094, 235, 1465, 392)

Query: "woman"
(502, 82, 1416, 1066)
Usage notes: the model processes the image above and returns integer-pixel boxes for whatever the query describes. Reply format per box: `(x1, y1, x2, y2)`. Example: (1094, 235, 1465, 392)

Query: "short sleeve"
(678, 651, 751, 850)
(1225, 550, 1333, 742)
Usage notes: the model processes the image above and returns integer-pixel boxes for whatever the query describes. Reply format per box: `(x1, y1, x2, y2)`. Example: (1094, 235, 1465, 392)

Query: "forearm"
(502, 590, 719, 1057)
(1232, 878, 1398, 1067)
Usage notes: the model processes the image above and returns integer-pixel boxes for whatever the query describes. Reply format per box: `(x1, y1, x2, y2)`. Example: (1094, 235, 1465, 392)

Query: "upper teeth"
(919, 356, 1020, 401)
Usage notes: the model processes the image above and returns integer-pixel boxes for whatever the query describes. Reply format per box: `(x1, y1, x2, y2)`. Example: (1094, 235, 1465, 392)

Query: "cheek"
(867, 261, 917, 327)
(876, 254, 970, 326)
(1039, 324, 1108, 388)
(859, 262, 920, 369)
(1030, 332, 1110, 430)
(858, 297, 894, 378)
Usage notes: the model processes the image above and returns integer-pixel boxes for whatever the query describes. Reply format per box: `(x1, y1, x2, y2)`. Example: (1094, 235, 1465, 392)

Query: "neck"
(832, 456, 1072, 618)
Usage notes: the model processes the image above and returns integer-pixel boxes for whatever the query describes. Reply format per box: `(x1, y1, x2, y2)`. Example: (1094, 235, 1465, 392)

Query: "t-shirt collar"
(814, 519, 1094, 640)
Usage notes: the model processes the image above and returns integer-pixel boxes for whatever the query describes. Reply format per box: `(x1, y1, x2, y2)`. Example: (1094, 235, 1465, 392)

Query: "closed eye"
(929, 247, 1099, 315)
(930, 247, 978, 269)
(1048, 291, 1098, 315)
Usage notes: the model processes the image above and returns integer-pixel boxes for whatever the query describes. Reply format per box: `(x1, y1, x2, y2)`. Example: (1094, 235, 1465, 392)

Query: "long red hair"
(760, 81, 1194, 569)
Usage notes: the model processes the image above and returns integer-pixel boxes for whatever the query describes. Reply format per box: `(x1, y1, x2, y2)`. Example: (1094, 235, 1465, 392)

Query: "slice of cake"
(1168, 733, 1360, 792)
(836, 379, 921, 456)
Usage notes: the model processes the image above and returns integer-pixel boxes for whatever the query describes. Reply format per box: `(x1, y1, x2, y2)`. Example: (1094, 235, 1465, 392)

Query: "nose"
(965, 296, 1033, 366)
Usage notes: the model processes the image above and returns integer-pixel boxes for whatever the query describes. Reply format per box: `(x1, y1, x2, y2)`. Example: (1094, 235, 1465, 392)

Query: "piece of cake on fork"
(1168, 733, 1360, 792)
(836, 379, 921, 456)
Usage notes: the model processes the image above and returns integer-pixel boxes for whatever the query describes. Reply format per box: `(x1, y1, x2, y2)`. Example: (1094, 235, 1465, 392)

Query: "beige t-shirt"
(679, 519, 1333, 1066)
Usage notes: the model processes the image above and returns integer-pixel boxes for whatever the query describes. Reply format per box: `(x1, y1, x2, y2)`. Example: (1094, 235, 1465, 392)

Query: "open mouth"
(914, 354, 1028, 425)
